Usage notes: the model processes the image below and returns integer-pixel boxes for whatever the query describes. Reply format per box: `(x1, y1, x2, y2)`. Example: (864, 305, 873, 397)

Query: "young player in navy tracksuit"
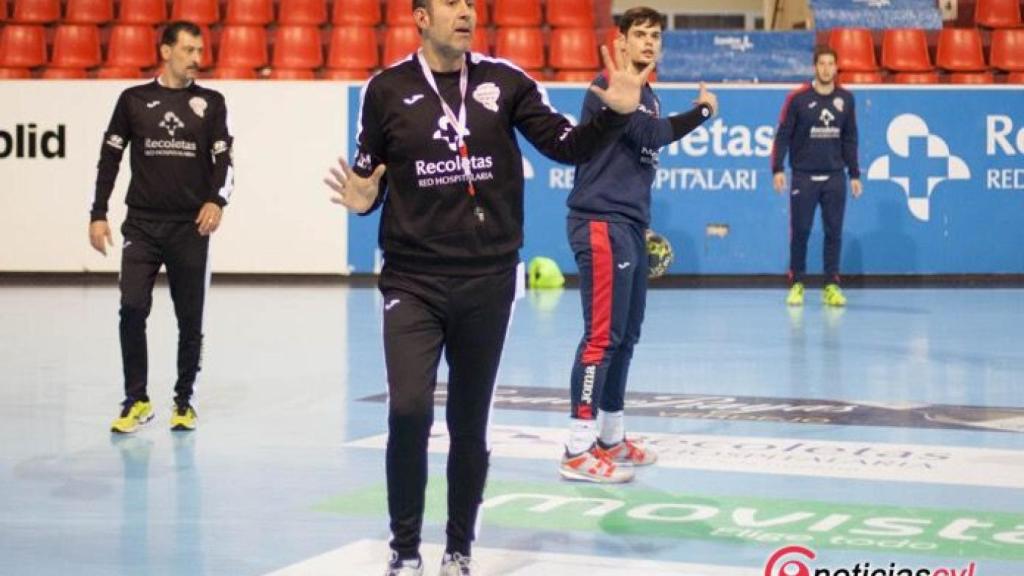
(560, 6, 718, 484)
(772, 46, 862, 307)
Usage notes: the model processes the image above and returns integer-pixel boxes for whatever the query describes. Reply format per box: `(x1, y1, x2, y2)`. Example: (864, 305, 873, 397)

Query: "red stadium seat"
(547, 0, 594, 28)
(118, 0, 166, 24)
(0, 0, 7, 20)
(890, 71, 940, 83)
(225, 0, 273, 25)
(550, 28, 598, 69)
(106, 25, 157, 68)
(272, 26, 322, 69)
(211, 66, 258, 78)
(321, 68, 370, 80)
(493, 0, 541, 26)
(495, 27, 545, 70)
(1007, 71, 1024, 83)
(51, 25, 102, 69)
(96, 66, 143, 78)
(947, 72, 994, 83)
(383, 26, 420, 65)
(41, 67, 89, 78)
(386, 0, 415, 26)
(270, 67, 315, 79)
(327, 26, 378, 70)
(12, 0, 60, 23)
(937, 28, 987, 72)
(553, 68, 598, 82)
(604, 26, 621, 49)
(991, 28, 1024, 72)
(838, 70, 883, 84)
(332, 0, 380, 25)
(882, 28, 933, 72)
(171, 0, 219, 25)
(278, 0, 326, 25)
(218, 25, 267, 68)
(829, 28, 878, 72)
(474, 0, 489, 25)
(0, 68, 33, 78)
(65, 0, 114, 23)
(974, 0, 1021, 28)
(472, 27, 490, 54)
(0, 25, 46, 68)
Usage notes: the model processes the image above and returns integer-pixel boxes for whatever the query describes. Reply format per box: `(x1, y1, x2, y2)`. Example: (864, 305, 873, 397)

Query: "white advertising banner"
(0, 80, 353, 274)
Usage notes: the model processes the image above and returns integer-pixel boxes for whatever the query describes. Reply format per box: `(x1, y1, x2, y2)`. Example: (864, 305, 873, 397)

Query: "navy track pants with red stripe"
(567, 217, 647, 421)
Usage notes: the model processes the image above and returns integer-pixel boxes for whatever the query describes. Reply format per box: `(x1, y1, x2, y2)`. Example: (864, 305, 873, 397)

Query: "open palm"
(324, 157, 386, 214)
(590, 45, 655, 115)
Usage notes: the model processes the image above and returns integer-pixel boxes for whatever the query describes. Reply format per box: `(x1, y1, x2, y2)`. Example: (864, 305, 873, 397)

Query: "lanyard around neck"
(417, 49, 480, 203)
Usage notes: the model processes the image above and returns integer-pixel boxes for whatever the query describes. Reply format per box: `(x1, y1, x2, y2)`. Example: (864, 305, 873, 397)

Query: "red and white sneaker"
(559, 444, 635, 483)
(596, 438, 658, 466)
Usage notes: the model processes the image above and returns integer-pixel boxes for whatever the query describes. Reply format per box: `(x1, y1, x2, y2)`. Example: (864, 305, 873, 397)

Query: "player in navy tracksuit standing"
(560, 6, 718, 484)
(772, 46, 862, 307)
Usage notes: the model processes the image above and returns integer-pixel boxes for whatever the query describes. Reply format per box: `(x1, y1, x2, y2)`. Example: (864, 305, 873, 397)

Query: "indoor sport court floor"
(1, 279, 1022, 575)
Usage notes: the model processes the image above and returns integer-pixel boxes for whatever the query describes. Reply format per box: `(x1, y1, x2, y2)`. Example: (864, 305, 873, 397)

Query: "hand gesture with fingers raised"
(590, 45, 655, 115)
(324, 157, 387, 214)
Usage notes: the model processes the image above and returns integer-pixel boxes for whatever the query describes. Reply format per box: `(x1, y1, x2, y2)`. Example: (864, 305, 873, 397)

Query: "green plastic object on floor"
(528, 256, 566, 289)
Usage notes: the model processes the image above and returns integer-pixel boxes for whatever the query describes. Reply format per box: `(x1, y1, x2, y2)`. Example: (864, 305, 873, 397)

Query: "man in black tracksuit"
(323, 1, 651, 573)
(772, 46, 861, 307)
(90, 21, 233, 434)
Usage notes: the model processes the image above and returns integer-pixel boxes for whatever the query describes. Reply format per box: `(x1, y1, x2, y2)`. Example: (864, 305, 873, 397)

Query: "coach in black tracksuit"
(323, 1, 651, 572)
(90, 21, 233, 432)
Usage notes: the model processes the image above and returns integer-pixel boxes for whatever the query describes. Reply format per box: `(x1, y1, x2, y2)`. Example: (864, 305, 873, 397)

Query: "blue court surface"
(1, 280, 1022, 575)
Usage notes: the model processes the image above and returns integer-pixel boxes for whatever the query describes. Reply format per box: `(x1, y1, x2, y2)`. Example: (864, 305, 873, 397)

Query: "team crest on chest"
(833, 97, 844, 113)
(473, 82, 500, 113)
(189, 97, 208, 118)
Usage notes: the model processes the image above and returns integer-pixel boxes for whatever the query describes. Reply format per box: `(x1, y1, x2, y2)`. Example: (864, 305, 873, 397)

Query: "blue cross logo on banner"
(867, 114, 971, 222)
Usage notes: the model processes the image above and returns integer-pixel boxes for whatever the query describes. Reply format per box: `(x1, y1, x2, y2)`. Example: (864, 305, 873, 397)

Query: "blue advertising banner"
(810, 0, 944, 30)
(659, 31, 814, 83)
(347, 85, 1024, 275)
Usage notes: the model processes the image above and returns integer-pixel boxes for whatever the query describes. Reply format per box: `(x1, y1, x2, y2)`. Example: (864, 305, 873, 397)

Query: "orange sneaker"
(595, 438, 658, 466)
(559, 444, 635, 483)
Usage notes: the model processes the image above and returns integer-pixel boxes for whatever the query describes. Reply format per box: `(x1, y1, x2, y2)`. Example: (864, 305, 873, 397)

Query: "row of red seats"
(970, 0, 1022, 29)
(830, 27, 1024, 84)
(0, 23, 603, 77)
(0, 0, 596, 27)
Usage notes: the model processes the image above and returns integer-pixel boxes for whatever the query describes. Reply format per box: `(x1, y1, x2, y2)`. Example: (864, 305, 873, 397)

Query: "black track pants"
(379, 264, 516, 560)
(119, 218, 210, 405)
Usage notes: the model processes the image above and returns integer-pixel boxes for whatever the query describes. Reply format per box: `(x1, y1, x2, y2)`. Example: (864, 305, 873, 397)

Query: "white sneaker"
(439, 552, 474, 576)
(385, 551, 423, 576)
(559, 444, 635, 483)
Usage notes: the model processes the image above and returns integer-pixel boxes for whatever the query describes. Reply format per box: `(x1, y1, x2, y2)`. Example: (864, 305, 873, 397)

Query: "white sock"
(599, 410, 624, 446)
(566, 418, 597, 455)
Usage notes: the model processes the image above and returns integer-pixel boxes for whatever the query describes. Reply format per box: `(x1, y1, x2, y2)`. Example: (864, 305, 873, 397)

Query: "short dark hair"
(160, 21, 202, 49)
(412, 0, 428, 11)
(814, 45, 838, 64)
(618, 7, 667, 34)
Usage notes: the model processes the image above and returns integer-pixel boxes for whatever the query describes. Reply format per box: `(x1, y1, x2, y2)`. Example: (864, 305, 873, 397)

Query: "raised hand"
(324, 157, 387, 214)
(694, 82, 719, 117)
(589, 44, 655, 115)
